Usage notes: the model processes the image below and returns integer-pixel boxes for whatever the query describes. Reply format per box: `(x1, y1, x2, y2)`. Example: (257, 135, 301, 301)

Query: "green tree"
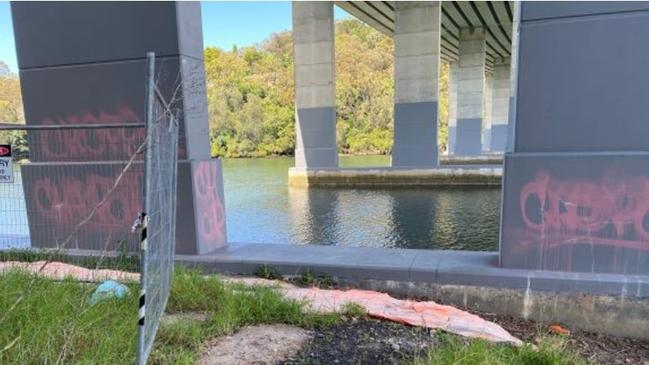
(204, 19, 449, 158)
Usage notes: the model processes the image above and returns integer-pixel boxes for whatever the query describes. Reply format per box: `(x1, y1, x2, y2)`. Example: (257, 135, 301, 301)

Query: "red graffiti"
(192, 162, 226, 250)
(520, 170, 649, 243)
(33, 105, 145, 162)
(28, 169, 142, 230)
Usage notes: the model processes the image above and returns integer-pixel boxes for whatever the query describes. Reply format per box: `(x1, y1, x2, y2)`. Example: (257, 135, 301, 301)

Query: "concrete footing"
(440, 155, 503, 165)
(288, 166, 502, 187)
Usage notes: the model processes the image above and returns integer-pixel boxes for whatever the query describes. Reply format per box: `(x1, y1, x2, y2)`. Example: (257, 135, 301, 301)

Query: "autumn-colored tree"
(0, 61, 24, 124)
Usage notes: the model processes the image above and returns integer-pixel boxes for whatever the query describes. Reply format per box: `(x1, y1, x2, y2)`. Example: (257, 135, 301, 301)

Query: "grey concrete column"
(392, 1, 441, 168)
(292, 1, 338, 169)
(489, 60, 510, 152)
(447, 62, 458, 155)
(11, 2, 227, 255)
(500, 2, 649, 275)
(482, 72, 493, 153)
(455, 28, 486, 156)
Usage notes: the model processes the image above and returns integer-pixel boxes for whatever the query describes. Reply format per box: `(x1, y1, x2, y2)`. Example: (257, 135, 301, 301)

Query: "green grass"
(0, 269, 139, 364)
(413, 333, 590, 365)
(0, 266, 591, 365)
(0, 267, 341, 364)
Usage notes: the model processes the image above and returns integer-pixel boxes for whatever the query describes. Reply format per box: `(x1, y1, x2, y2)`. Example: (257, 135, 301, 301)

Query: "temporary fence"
(0, 51, 179, 364)
(136, 52, 179, 364)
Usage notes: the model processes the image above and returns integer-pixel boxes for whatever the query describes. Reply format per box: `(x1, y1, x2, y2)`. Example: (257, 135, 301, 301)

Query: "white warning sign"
(0, 145, 13, 183)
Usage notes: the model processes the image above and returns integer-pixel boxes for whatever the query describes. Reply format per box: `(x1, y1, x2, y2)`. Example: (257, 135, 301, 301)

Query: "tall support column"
(292, 1, 338, 169)
(11, 2, 227, 255)
(447, 62, 458, 155)
(500, 2, 649, 275)
(455, 28, 486, 156)
(392, 1, 441, 168)
(482, 72, 493, 153)
(490, 60, 510, 152)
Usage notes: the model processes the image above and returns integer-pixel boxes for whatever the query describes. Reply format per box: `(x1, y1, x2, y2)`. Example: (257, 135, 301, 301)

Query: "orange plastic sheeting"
(0, 261, 140, 282)
(281, 288, 522, 345)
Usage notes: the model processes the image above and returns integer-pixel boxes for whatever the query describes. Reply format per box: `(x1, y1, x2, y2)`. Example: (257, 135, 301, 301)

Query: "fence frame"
(136, 51, 180, 364)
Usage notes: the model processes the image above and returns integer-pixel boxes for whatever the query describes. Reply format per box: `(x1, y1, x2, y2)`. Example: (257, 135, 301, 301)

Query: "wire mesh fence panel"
(137, 52, 180, 364)
(0, 124, 145, 252)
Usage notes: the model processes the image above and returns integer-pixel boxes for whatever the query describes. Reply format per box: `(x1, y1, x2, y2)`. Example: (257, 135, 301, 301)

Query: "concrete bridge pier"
(11, 2, 227, 255)
(489, 60, 510, 153)
(454, 28, 486, 157)
(292, 1, 338, 170)
(391, 1, 441, 168)
(482, 73, 493, 153)
(500, 2, 649, 275)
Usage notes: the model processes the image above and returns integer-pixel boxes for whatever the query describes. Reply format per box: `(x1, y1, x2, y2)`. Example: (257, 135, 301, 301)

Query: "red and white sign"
(0, 144, 13, 183)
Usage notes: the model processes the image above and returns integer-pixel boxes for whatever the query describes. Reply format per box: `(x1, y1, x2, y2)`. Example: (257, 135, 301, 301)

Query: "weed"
(412, 332, 590, 365)
(254, 264, 283, 280)
(341, 302, 367, 319)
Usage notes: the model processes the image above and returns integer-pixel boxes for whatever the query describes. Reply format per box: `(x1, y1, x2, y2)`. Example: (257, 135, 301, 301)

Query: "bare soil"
(279, 319, 435, 365)
(479, 312, 649, 365)
(197, 324, 311, 365)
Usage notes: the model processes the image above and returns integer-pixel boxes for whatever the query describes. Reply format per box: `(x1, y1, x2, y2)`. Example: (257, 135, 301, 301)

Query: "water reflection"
(223, 156, 501, 251)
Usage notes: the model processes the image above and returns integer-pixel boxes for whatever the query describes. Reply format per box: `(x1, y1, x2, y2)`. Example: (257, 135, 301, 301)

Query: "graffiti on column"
(520, 170, 649, 247)
(22, 164, 143, 249)
(192, 161, 226, 251)
(503, 162, 649, 275)
(29, 105, 145, 162)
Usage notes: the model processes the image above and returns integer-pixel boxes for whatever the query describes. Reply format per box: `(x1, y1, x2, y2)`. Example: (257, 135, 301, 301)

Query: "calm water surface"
(223, 156, 501, 251)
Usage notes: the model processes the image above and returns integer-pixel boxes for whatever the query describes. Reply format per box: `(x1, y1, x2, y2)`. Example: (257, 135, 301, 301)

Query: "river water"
(0, 156, 502, 251)
(223, 156, 501, 251)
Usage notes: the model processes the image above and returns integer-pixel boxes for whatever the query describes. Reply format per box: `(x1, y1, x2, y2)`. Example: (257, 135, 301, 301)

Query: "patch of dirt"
(476, 312, 649, 365)
(280, 319, 435, 365)
(197, 324, 311, 365)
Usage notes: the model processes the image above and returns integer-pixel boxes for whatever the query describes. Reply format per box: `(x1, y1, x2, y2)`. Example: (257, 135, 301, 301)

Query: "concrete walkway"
(176, 243, 649, 298)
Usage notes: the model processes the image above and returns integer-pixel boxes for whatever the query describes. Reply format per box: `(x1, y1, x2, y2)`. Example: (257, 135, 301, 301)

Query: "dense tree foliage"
(205, 18, 449, 158)
(0, 20, 451, 158)
(0, 61, 23, 124)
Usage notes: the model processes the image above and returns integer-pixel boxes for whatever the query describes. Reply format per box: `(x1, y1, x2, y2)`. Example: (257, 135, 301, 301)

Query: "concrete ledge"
(440, 154, 504, 165)
(174, 243, 649, 339)
(288, 166, 502, 187)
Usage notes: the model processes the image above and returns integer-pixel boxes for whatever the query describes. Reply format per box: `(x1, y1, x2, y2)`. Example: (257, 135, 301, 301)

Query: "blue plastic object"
(89, 280, 130, 305)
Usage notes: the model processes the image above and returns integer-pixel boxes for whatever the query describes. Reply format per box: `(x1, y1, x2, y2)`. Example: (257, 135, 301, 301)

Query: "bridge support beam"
(292, 1, 338, 170)
(455, 28, 486, 156)
(391, 1, 441, 168)
(500, 2, 649, 275)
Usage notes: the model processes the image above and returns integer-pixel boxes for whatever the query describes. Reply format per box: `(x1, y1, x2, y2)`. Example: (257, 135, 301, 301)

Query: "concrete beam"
(293, 1, 338, 170)
(392, 1, 441, 168)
